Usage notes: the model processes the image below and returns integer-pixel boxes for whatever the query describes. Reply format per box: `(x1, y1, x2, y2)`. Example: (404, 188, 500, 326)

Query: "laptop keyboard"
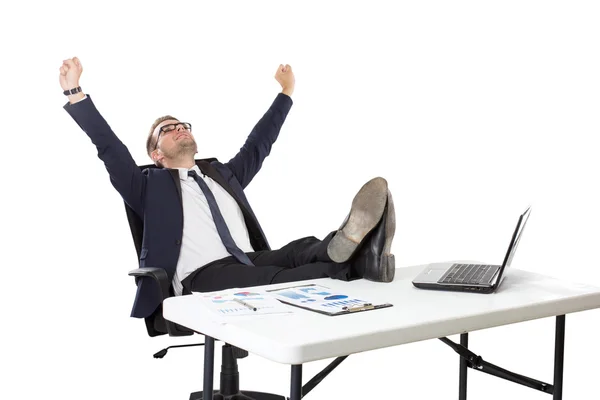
(438, 263, 498, 285)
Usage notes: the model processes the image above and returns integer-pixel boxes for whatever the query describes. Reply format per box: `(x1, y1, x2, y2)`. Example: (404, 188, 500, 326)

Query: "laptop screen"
(494, 207, 532, 285)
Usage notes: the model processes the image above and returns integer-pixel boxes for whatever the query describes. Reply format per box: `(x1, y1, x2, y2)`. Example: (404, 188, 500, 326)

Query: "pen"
(233, 298, 257, 311)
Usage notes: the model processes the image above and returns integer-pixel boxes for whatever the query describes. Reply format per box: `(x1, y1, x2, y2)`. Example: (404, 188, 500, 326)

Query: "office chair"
(125, 160, 285, 400)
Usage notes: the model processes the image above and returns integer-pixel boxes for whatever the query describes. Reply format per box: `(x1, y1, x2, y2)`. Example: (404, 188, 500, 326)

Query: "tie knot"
(188, 170, 198, 178)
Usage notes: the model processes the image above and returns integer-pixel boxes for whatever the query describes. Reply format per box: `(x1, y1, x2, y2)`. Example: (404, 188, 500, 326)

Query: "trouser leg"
(247, 232, 337, 268)
(181, 257, 353, 293)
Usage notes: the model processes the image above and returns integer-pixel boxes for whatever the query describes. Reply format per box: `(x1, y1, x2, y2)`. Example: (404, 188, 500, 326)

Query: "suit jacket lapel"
(196, 161, 249, 213)
(196, 161, 266, 248)
(167, 163, 248, 214)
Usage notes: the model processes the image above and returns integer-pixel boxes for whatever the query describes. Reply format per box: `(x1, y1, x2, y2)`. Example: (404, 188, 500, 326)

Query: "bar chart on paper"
(268, 284, 392, 315)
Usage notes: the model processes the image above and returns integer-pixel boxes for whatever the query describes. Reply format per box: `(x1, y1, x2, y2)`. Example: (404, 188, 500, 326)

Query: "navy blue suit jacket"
(64, 93, 293, 318)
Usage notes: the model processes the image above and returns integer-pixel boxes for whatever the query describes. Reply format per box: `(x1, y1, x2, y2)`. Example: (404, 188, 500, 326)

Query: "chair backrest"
(124, 201, 144, 260)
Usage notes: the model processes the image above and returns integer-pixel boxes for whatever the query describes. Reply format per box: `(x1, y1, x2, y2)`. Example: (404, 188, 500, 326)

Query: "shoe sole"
(328, 177, 388, 263)
(373, 192, 396, 282)
(379, 190, 396, 282)
(383, 189, 396, 257)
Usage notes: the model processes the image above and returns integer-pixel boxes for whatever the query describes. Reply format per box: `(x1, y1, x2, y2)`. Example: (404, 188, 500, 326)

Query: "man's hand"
(275, 64, 295, 97)
(59, 57, 85, 103)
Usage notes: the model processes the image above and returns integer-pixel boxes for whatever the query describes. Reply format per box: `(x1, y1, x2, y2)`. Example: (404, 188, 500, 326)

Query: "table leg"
(553, 315, 565, 400)
(203, 336, 215, 400)
(290, 364, 302, 400)
(459, 333, 468, 400)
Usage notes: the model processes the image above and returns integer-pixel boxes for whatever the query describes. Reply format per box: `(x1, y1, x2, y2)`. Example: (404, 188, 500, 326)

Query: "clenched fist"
(59, 57, 83, 91)
(275, 64, 295, 97)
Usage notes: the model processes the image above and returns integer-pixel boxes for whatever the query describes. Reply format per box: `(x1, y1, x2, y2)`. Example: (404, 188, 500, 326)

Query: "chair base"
(190, 390, 285, 400)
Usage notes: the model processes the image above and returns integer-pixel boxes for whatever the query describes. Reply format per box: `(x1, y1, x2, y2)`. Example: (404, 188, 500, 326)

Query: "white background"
(1, 1, 599, 399)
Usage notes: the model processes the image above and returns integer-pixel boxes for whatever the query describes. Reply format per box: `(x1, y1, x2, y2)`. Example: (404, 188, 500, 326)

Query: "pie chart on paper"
(324, 295, 348, 300)
(234, 292, 260, 297)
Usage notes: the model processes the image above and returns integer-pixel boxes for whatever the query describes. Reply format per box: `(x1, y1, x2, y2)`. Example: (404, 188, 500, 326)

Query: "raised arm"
(224, 64, 295, 188)
(60, 57, 146, 216)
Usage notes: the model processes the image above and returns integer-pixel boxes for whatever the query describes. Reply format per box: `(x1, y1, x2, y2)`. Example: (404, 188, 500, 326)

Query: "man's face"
(152, 119, 198, 163)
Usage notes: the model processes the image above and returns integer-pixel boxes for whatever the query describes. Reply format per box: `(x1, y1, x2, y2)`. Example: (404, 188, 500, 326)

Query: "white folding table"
(163, 265, 600, 399)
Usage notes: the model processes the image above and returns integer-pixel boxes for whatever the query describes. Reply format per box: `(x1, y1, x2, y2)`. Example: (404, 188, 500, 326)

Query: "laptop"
(412, 207, 531, 294)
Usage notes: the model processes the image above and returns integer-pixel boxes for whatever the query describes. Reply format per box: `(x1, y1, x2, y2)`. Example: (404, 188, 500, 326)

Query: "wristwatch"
(63, 86, 82, 96)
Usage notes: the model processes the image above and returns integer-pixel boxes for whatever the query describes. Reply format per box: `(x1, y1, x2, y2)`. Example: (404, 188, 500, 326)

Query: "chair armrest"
(128, 267, 170, 301)
(127, 267, 194, 337)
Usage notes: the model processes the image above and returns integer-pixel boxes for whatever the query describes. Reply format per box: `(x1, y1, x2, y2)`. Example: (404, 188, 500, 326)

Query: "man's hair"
(146, 115, 178, 167)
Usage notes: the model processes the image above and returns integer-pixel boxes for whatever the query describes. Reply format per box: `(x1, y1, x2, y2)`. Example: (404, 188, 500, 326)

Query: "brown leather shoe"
(327, 177, 388, 263)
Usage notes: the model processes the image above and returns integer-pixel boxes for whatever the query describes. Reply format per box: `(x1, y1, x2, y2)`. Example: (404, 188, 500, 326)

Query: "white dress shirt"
(172, 165, 254, 295)
(71, 96, 253, 294)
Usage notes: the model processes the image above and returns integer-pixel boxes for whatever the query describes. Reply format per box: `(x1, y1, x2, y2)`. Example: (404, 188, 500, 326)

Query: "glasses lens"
(182, 122, 191, 130)
(163, 124, 177, 133)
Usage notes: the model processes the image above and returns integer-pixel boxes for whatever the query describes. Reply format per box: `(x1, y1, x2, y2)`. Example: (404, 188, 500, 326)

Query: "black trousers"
(181, 231, 357, 294)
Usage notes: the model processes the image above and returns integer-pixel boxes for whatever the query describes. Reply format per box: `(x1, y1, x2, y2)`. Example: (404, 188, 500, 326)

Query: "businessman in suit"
(60, 57, 396, 320)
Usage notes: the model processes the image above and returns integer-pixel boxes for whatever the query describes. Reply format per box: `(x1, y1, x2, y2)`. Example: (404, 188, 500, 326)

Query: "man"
(60, 57, 396, 320)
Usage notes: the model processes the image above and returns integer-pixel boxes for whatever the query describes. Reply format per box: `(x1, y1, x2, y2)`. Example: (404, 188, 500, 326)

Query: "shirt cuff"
(73, 94, 88, 103)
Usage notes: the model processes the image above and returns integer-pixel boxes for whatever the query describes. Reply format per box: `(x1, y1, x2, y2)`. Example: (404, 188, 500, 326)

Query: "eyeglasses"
(155, 122, 192, 150)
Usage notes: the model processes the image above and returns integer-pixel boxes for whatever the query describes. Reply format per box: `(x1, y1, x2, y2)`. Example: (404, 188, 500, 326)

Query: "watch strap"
(63, 86, 82, 96)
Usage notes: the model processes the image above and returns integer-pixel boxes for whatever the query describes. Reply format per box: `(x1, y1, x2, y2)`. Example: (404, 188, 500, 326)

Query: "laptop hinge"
(439, 337, 554, 394)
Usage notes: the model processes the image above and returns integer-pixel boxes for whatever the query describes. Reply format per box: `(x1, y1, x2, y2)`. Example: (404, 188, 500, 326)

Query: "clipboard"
(278, 300, 393, 316)
(267, 283, 393, 316)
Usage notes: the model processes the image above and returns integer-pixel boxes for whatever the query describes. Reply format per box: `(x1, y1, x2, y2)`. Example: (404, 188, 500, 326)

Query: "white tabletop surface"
(163, 265, 600, 365)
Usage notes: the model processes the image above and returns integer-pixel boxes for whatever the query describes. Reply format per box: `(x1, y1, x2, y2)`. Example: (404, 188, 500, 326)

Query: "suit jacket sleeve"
(64, 95, 146, 216)
(224, 93, 293, 188)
